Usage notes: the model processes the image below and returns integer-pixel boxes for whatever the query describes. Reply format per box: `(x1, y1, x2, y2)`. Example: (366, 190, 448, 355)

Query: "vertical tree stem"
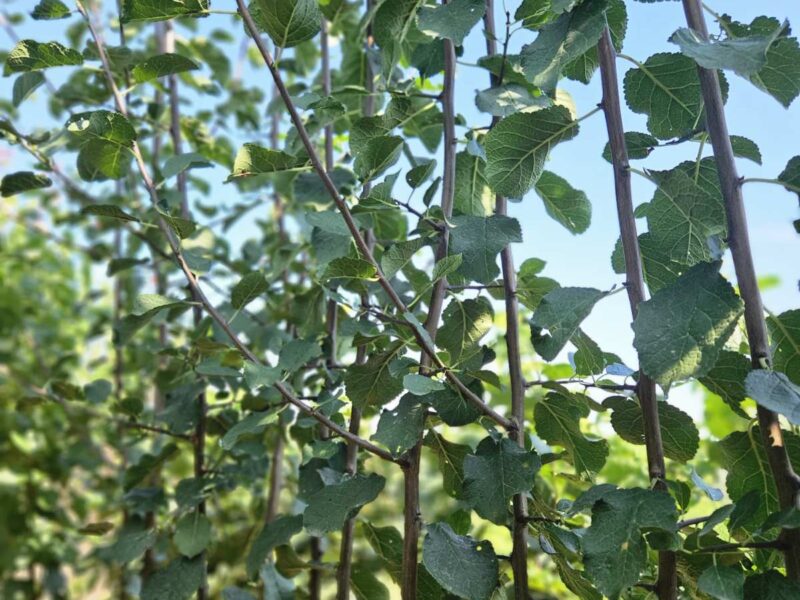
(165, 20, 208, 599)
(597, 28, 676, 600)
(680, 0, 800, 579)
(336, 3, 374, 596)
(400, 8, 458, 598)
(482, 3, 529, 597)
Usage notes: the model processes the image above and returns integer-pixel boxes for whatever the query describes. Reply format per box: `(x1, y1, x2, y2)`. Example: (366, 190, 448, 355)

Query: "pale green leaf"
(231, 272, 268, 309)
(121, 0, 209, 23)
(219, 409, 281, 451)
(353, 135, 403, 182)
(132, 53, 200, 83)
(475, 84, 551, 118)
(250, 0, 322, 48)
(768, 309, 800, 384)
(12, 72, 45, 107)
(417, 0, 486, 46)
(229, 143, 305, 179)
(534, 170, 591, 234)
(174, 511, 211, 558)
(746, 370, 800, 425)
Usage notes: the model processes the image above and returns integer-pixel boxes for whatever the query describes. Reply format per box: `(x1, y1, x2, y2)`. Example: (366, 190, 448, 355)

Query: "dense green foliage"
(1, 0, 800, 599)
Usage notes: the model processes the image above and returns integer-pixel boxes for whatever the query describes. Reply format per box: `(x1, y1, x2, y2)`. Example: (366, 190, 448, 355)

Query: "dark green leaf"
(121, 0, 209, 22)
(768, 309, 800, 384)
(231, 272, 268, 309)
(132, 53, 200, 83)
(422, 523, 498, 600)
(698, 350, 751, 417)
(141, 556, 205, 600)
(633, 262, 743, 386)
(454, 150, 493, 216)
(1, 171, 52, 197)
(6, 39, 83, 72)
(174, 511, 211, 558)
(463, 436, 540, 524)
(485, 106, 579, 198)
(437, 297, 493, 368)
(531, 287, 607, 361)
(698, 565, 745, 600)
(534, 170, 592, 234)
(601, 131, 657, 162)
(303, 474, 385, 536)
(12, 72, 45, 107)
(229, 143, 306, 178)
(250, 0, 322, 48)
(219, 409, 281, 451)
(449, 215, 522, 284)
(353, 135, 403, 181)
(417, 0, 486, 45)
(31, 0, 71, 20)
(246, 514, 303, 579)
(373, 395, 427, 456)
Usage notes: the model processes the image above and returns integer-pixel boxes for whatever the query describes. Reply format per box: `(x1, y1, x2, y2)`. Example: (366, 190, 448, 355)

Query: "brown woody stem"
(681, 0, 800, 579)
(597, 27, 676, 600)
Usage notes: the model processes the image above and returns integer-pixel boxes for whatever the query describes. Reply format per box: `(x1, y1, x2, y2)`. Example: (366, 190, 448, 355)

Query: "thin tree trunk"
(680, 0, 800, 579)
(336, 4, 374, 596)
(165, 21, 208, 600)
(482, 3, 529, 597)
(596, 28, 676, 600)
(401, 10, 457, 598)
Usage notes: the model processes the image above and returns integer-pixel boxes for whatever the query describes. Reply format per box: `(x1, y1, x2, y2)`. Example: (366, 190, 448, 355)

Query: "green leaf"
(31, 0, 71, 20)
(121, 0, 209, 23)
(563, 0, 627, 84)
(463, 436, 540, 524)
(746, 370, 800, 425)
(423, 383, 482, 426)
(351, 565, 390, 600)
(102, 526, 157, 563)
(424, 431, 470, 498)
(515, 0, 579, 30)
(174, 511, 211, 558)
(422, 523, 498, 600)
(12, 72, 45, 107)
(534, 170, 591, 234)
(1, 171, 52, 197)
(303, 474, 385, 536)
(322, 257, 377, 282)
(373, 395, 428, 456)
(231, 272, 268, 309)
(719, 427, 800, 531)
(278, 339, 322, 372)
(698, 565, 745, 600)
(744, 571, 800, 599)
(698, 350, 751, 417)
(437, 297, 494, 368)
(219, 409, 281, 451)
(124, 443, 179, 491)
(583, 487, 678, 599)
(345, 343, 404, 409)
(646, 166, 725, 265)
(162, 152, 212, 179)
(670, 23, 784, 76)
(475, 84, 551, 118)
(132, 53, 200, 83)
(246, 514, 303, 579)
(572, 329, 606, 376)
(768, 309, 800, 384)
(778, 156, 800, 195)
(6, 40, 83, 72)
(381, 237, 428, 279)
(406, 159, 436, 189)
(633, 262, 743, 386)
(534, 390, 608, 474)
(251, 0, 321, 48)
(723, 16, 800, 107)
(604, 397, 699, 462)
(730, 135, 762, 164)
(601, 131, 657, 162)
(531, 287, 607, 361)
(66, 111, 137, 182)
(373, 0, 425, 73)
(141, 556, 205, 600)
(454, 150, 493, 216)
(611, 232, 687, 293)
(624, 52, 725, 139)
(403, 374, 445, 396)
(243, 362, 282, 390)
(417, 0, 486, 46)
(114, 294, 188, 345)
(449, 214, 522, 284)
(520, 0, 609, 92)
(485, 106, 579, 198)
(353, 135, 403, 182)
(230, 143, 306, 178)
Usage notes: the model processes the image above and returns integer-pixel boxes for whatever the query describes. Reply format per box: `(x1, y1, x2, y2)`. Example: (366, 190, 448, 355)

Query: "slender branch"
(484, 3, 529, 597)
(235, 0, 513, 432)
(678, 515, 711, 529)
(681, 0, 800, 580)
(74, 0, 402, 468)
(597, 28, 675, 600)
(742, 177, 800, 197)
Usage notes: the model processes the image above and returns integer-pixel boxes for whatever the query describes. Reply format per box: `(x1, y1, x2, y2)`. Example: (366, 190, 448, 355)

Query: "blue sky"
(3, 1, 799, 419)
